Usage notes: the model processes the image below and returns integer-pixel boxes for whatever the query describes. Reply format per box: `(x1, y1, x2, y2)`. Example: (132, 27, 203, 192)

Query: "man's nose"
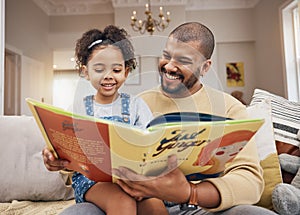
(164, 60, 178, 72)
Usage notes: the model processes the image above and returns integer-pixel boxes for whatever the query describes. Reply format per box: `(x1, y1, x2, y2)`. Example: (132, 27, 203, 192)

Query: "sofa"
(0, 115, 75, 214)
(0, 88, 299, 214)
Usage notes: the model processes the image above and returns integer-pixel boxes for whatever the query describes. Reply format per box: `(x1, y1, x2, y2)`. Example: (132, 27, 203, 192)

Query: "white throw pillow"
(0, 115, 74, 202)
(247, 99, 282, 210)
(250, 88, 300, 147)
(247, 99, 277, 160)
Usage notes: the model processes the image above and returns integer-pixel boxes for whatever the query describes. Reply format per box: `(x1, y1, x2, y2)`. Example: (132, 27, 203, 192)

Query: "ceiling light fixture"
(130, 0, 170, 35)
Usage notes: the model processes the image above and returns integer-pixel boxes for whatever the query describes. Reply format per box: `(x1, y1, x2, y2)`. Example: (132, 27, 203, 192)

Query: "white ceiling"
(33, 0, 261, 16)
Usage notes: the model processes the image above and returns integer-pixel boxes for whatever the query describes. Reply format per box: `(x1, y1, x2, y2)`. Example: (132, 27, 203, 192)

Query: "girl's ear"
(200, 60, 212, 77)
(81, 65, 90, 80)
(125, 67, 130, 78)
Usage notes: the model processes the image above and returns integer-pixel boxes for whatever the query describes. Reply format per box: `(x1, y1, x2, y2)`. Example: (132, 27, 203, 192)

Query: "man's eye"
(163, 54, 171, 60)
(178, 59, 192, 65)
(95, 69, 104, 73)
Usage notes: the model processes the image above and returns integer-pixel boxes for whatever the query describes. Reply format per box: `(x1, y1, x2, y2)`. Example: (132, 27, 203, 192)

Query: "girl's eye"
(113, 69, 122, 73)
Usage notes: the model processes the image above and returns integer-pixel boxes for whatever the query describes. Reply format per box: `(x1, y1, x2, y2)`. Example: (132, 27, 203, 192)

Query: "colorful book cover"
(26, 98, 264, 182)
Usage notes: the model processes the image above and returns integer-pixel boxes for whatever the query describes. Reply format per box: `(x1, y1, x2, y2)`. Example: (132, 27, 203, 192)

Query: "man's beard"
(160, 69, 200, 96)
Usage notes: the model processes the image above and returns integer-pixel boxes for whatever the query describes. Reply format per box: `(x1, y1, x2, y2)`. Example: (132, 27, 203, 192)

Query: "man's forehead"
(165, 37, 204, 58)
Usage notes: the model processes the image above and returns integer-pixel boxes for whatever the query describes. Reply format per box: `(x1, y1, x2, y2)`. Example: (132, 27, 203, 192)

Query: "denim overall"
(72, 93, 131, 203)
(83, 93, 131, 124)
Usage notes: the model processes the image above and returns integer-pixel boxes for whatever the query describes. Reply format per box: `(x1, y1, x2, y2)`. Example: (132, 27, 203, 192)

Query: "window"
(53, 70, 96, 110)
(53, 70, 79, 110)
(281, 0, 300, 101)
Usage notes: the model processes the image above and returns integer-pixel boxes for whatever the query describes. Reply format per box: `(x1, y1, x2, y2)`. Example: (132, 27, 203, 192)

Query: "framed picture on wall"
(226, 62, 245, 87)
(125, 56, 141, 85)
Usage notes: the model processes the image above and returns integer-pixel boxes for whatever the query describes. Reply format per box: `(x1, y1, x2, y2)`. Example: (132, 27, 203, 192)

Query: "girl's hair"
(75, 25, 136, 74)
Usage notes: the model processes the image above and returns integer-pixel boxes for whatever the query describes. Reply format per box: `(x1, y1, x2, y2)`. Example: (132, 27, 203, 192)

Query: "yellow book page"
(109, 120, 263, 181)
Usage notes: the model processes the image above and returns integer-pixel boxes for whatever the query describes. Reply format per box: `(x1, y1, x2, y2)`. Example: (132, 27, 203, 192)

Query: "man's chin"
(162, 84, 185, 96)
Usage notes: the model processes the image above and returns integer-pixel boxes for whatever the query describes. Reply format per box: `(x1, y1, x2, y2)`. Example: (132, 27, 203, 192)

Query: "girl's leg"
(85, 182, 137, 215)
(137, 198, 168, 215)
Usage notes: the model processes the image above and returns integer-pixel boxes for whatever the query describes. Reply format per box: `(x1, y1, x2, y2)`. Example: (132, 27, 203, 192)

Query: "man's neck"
(162, 83, 203, 99)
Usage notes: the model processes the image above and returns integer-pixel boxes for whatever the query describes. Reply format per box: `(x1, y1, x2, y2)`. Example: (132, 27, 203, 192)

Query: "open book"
(26, 98, 264, 182)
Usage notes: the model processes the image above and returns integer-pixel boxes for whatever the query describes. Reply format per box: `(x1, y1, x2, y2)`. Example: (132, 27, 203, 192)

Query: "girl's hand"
(42, 146, 70, 171)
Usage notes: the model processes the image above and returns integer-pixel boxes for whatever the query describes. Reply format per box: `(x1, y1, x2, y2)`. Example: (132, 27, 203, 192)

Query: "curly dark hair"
(75, 25, 136, 74)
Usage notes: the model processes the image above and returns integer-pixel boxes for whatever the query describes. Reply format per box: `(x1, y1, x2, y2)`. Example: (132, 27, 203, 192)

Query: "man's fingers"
(113, 166, 149, 181)
(115, 179, 146, 200)
(167, 154, 178, 171)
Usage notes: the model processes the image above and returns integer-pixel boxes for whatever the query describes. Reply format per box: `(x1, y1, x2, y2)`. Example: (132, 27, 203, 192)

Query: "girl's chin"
(97, 88, 118, 97)
(101, 85, 116, 91)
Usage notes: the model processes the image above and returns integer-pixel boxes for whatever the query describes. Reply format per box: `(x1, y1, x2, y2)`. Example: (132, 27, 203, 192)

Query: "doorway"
(4, 49, 21, 115)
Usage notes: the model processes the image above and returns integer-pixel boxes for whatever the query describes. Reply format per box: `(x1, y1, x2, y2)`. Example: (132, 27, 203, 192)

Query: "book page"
(109, 120, 263, 181)
(35, 106, 113, 182)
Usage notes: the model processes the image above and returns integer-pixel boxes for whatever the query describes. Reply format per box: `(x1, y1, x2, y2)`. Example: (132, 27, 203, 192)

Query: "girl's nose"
(104, 71, 113, 79)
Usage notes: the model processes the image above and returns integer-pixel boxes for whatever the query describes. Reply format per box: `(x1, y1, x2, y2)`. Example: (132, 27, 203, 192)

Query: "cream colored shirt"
(139, 85, 264, 212)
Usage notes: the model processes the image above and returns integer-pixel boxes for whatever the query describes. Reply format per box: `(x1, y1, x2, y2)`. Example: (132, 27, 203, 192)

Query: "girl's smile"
(82, 45, 129, 104)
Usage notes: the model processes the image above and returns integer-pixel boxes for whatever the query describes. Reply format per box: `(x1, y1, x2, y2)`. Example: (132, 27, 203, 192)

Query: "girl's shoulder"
(119, 92, 150, 111)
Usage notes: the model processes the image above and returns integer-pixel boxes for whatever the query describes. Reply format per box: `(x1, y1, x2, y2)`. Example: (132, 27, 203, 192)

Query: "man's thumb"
(167, 154, 178, 171)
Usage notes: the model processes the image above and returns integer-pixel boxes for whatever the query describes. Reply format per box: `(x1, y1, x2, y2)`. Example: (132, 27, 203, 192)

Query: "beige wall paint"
(4, 0, 291, 111)
(254, 0, 286, 97)
(49, 14, 114, 50)
(216, 42, 256, 104)
(5, 0, 53, 110)
(186, 1, 286, 101)
(186, 9, 255, 43)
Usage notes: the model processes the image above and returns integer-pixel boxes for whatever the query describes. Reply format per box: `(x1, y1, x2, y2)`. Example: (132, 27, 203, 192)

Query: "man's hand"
(113, 154, 191, 204)
(42, 147, 70, 171)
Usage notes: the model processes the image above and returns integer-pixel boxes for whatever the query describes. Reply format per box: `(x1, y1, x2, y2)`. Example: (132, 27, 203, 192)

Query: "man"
(112, 22, 277, 215)
(44, 22, 277, 215)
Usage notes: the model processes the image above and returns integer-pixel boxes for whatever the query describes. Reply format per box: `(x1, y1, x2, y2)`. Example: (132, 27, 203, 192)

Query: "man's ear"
(81, 66, 90, 80)
(200, 60, 212, 76)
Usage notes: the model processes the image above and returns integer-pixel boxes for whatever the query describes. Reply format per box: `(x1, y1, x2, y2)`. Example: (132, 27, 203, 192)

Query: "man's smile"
(165, 72, 183, 80)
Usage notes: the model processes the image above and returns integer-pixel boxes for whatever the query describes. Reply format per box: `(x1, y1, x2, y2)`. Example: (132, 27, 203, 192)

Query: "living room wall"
(3, 0, 288, 114)
(48, 0, 288, 104)
(5, 0, 53, 114)
(254, 0, 286, 97)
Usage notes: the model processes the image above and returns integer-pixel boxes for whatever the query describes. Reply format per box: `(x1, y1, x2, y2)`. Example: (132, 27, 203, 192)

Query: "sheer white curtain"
(53, 70, 80, 110)
(281, 0, 300, 101)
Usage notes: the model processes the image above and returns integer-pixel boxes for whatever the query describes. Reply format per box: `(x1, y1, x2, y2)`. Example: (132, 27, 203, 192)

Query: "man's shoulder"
(138, 86, 162, 99)
(201, 85, 247, 119)
(203, 85, 243, 103)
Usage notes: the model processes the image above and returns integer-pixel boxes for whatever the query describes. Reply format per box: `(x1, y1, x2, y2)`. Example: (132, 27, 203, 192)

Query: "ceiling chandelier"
(130, 0, 170, 35)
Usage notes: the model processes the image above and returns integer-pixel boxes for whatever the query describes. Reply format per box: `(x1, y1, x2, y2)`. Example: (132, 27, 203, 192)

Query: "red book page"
(36, 106, 112, 182)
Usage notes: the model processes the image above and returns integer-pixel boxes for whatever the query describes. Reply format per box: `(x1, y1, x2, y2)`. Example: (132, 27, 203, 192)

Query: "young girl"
(71, 25, 168, 215)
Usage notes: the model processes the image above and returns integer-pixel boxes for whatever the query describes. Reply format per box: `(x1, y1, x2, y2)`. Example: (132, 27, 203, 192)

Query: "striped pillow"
(250, 89, 300, 148)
